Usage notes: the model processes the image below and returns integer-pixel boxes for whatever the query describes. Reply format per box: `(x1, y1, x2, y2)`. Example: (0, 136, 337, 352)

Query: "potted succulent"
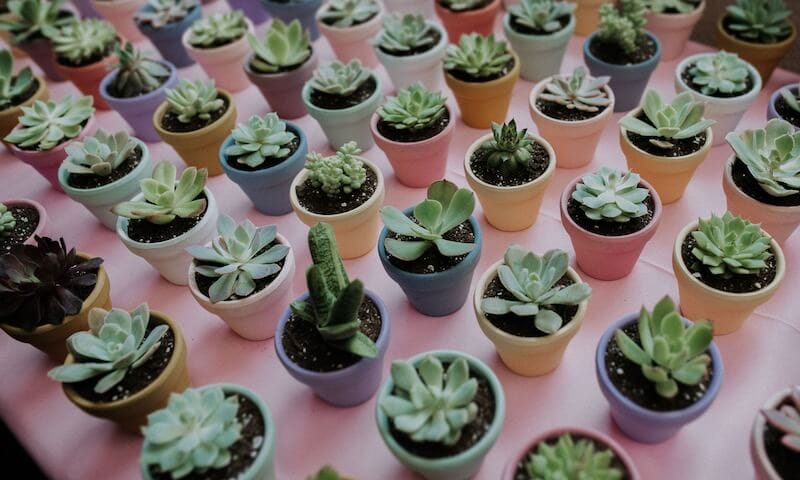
(717, 0, 795, 83)
(443, 33, 520, 129)
(317, 0, 383, 67)
(245, 19, 318, 120)
(302, 59, 382, 149)
(434, 0, 501, 42)
(561, 167, 662, 280)
(135, 0, 202, 68)
(384, 0, 434, 17)
(768, 82, 799, 129)
(0, 236, 109, 361)
(672, 212, 785, 335)
(465, 120, 555, 231)
(573, 0, 609, 36)
(529, 66, 614, 169)
(187, 215, 295, 341)
(0, 199, 48, 253)
(182, 10, 253, 92)
(723, 120, 800, 244)
(378, 179, 481, 317)
(583, 0, 661, 112)
(474, 246, 591, 377)
(275, 223, 391, 407)
(260, 0, 323, 41)
(228, 0, 269, 25)
(503, 0, 576, 82)
(0, 49, 48, 140)
(373, 13, 448, 92)
(307, 466, 355, 480)
(371, 83, 454, 188)
(4, 95, 96, 191)
(376, 350, 505, 479)
(289, 142, 385, 259)
(619, 90, 715, 204)
(643, 0, 705, 61)
(674, 51, 762, 146)
(153, 79, 237, 176)
(751, 386, 800, 480)
(113, 162, 219, 285)
(220, 113, 308, 216)
(90, 0, 147, 43)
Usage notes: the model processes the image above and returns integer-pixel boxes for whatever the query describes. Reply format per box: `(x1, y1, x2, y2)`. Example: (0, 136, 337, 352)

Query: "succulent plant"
(63, 129, 137, 177)
(108, 42, 171, 98)
(538, 65, 612, 112)
(46, 18, 116, 64)
(165, 79, 224, 124)
(141, 386, 242, 479)
(620, 90, 715, 149)
(305, 141, 367, 196)
(0, 203, 15, 236)
(509, 0, 576, 33)
(482, 247, 591, 334)
(726, 0, 792, 44)
(381, 179, 476, 261)
(377, 83, 446, 131)
(443, 33, 512, 79)
(688, 51, 750, 96)
(690, 212, 772, 277)
(47, 304, 169, 393)
(440, 0, 486, 11)
(374, 13, 436, 54)
(307, 466, 346, 480)
(761, 386, 800, 454)
(187, 10, 247, 48)
(726, 119, 800, 197)
(524, 434, 623, 479)
(380, 355, 478, 445)
(597, 0, 647, 55)
(615, 296, 713, 398)
(319, 0, 380, 28)
(0, 49, 35, 110)
(0, 0, 73, 45)
(572, 167, 650, 223)
(3, 95, 94, 151)
(477, 120, 534, 174)
(112, 161, 207, 225)
(136, 0, 198, 29)
(290, 223, 378, 358)
(779, 83, 800, 114)
(0, 236, 102, 331)
(248, 19, 311, 73)
(187, 215, 290, 303)
(308, 59, 371, 96)
(224, 113, 297, 168)
(644, 0, 697, 14)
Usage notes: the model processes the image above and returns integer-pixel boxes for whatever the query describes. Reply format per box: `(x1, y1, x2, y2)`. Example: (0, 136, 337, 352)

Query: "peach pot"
(571, 0, 610, 37)
(644, 1, 705, 61)
(317, 1, 383, 68)
(54, 53, 118, 110)
(0, 74, 48, 141)
(181, 19, 254, 92)
(716, 17, 796, 84)
(90, 0, 146, 43)
(672, 220, 785, 335)
(751, 388, 792, 480)
(434, 0, 501, 42)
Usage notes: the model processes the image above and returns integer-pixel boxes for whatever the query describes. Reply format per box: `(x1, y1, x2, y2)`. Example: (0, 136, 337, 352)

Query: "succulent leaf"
(63, 129, 137, 177)
(509, 0, 576, 33)
(0, 0, 73, 44)
(107, 42, 170, 98)
(443, 33, 511, 79)
(725, 0, 792, 44)
(305, 141, 367, 196)
(319, 0, 380, 28)
(248, 19, 311, 73)
(187, 10, 246, 47)
(377, 83, 446, 131)
(0, 49, 35, 110)
(374, 13, 436, 53)
(135, 0, 198, 29)
(572, 167, 650, 223)
(725, 119, 800, 197)
(538, 65, 611, 113)
(308, 59, 371, 96)
(620, 90, 715, 149)
(477, 120, 535, 175)
(688, 51, 750, 96)
(224, 113, 297, 168)
(165, 78, 224, 124)
(47, 18, 117, 64)
(689, 212, 772, 278)
(761, 386, 800, 454)
(597, 0, 647, 55)
(0, 203, 15, 237)
(3, 95, 94, 150)
(524, 433, 624, 479)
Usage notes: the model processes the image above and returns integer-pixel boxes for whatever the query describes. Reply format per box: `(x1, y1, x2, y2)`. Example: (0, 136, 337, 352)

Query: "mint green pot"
(375, 350, 506, 480)
(502, 12, 575, 82)
(140, 383, 276, 480)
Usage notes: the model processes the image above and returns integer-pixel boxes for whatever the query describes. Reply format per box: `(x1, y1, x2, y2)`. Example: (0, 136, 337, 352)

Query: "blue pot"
(228, 0, 270, 25)
(583, 32, 661, 112)
(137, 4, 201, 68)
(219, 122, 308, 216)
(378, 210, 482, 317)
(260, 0, 322, 41)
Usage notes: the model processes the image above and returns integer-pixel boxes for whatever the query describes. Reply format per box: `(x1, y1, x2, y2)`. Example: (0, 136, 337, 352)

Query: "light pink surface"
(1, 4, 799, 479)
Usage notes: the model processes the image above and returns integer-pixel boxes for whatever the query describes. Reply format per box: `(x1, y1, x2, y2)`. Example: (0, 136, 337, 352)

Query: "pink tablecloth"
(1, 3, 799, 479)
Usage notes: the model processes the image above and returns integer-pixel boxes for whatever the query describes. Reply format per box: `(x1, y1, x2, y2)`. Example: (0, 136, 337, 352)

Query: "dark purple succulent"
(0, 236, 103, 331)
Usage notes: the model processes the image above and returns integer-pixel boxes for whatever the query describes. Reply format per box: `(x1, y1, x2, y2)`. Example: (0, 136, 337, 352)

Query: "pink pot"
(644, 1, 705, 62)
(316, 2, 383, 68)
(435, 0, 501, 42)
(370, 108, 455, 188)
(244, 49, 319, 120)
(181, 18, 254, 93)
(2, 198, 48, 245)
(560, 175, 662, 280)
(90, 0, 146, 43)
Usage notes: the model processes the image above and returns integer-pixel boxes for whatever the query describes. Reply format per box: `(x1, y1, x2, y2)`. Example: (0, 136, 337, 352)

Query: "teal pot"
(302, 74, 382, 150)
(502, 12, 575, 82)
(376, 350, 505, 480)
(57, 139, 153, 230)
(140, 383, 276, 480)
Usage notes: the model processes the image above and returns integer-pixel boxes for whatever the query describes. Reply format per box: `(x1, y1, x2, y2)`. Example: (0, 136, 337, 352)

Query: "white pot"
(502, 12, 575, 82)
(751, 387, 793, 480)
(375, 20, 448, 92)
(383, 0, 434, 18)
(317, 1, 384, 68)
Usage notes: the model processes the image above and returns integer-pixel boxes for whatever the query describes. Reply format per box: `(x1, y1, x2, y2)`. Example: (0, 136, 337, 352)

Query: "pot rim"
(751, 387, 794, 480)
(90, 0, 143, 8)
(316, 0, 384, 34)
(243, 46, 317, 79)
(53, 38, 120, 73)
(716, 14, 797, 51)
(583, 31, 661, 68)
(99, 59, 177, 105)
(153, 89, 236, 139)
(0, 73, 47, 115)
(674, 52, 762, 105)
(619, 106, 714, 162)
(370, 105, 455, 148)
(435, 0, 500, 18)
(219, 122, 307, 179)
(502, 8, 575, 40)
(374, 20, 448, 62)
(301, 72, 383, 115)
(57, 138, 151, 194)
(463, 131, 556, 193)
(1, 197, 47, 242)
(770, 84, 799, 124)
(645, 0, 705, 22)
(444, 49, 521, 90)
(723, 154, 800, 214)
(136, 3, 200, 33)
(529, 76, 616, 126)
(180, 16, 254, 55)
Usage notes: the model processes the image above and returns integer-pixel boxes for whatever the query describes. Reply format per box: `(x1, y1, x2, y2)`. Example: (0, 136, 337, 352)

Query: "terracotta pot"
(153, 89, 237, 177)
(434, 0, 500, 42)
(54, 50, 118, 110)
(572, 0, 609, 37)
(0, 198, 48, 246)
(751, 388, 793, 480)
(619, 108, 712, 204)
(528, 77, 614, 169)
(716, 16, 796, 84)
(644, 1, 705, 61)
(289, 158, 385, 259)
(0, 74, 48, 141)
(0, 257, 110, 362)
(464, 131, 555, 231)
(672, 220, 785, 335)
(90, 0, 146, 43)
(317, 1, 383, 68)
(181, 18, 254, 93)
(374, 20, 448, 92)
(474, 259, 588, 377)
(502, 11, 574, 82)
(244, 49, 318, 120)
(444, 50, 520, 129)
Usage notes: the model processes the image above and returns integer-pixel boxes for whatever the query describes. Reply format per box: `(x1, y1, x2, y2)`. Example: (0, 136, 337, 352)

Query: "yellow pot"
(0, 74, 48, 142)
(716, 16, 796, 83)
(573, 0, 611, 37)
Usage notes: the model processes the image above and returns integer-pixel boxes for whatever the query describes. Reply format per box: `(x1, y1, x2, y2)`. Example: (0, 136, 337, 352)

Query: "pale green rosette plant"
(374, 13, 436, 54)
(248, 19, 311, 73)
(136, 0, 198, 29)
(761, 386, 800, 454)
(0, 49, 35, 110)
(597, 0, 647, 55)
(0, 0, 73, 45)
(307, 466, 347, 480)
(108, 42, 171, 98)
(524, 434, 624, 479)
(309, 59, 371, 96)
(780, 83, 800, 114)
(509, 0, 576, 33)
(46, 18, 117, 64)
(224, 113, 297, 168)
(319, 0, 380, 28)
(538, 65, 611, 112)
(690, 212, 772, 277)
(443, 33, 512, 79)
(63, 129, 137, 176)
(305, 141, 367, 196)
(572, 167, 650, 223)
(620, 90, 715, 149)
(377, 83, 446, 131)
(478, 120, 534, 174)
(725, 0, 792, 44)
(644, 0, 697, 14)
(0, 203, 15, 236)
(726, 119, 800, 197)
(187, 10, 247, 48)
(689, 51, 750, 96)
(165, 79, 224, 124)
(4, 95, 94, 150)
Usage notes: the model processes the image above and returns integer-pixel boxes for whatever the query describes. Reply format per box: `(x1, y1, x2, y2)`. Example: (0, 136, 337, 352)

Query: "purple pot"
(595, 312, 724, 444)
(244, 49, 318, 120)
(137, 4, 201, 68)
(99, 61, 178, 143)
(274, 290, 391, 407)
(768, 85, 798, 125)
(18, 37, 63, 81)
(227, 0, 269, 25)
(71, 0, 100, 18)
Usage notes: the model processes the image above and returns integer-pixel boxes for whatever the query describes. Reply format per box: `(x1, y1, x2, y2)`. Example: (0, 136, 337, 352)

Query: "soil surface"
(385, 215, 474, 274)
(226, 136, 300, 172)
(509, 14, 570, 35)
(469, 140, 549, 187)
(512, 434, 631, 479)
(309, 77, 377, 110)
(67, 146, 142, 189)
(722, 15, 792, 44)
(378, 30, 441, 57)
(1, 77, 38, 111)
(763, 396, 800, 480)
(566, 189, 655, 237)
(681, 233, 777, 294)
(447, 58, 514, 83)
(377, 110, 449, 143)
(194, 240, 286, 301)
(657, 0, 701, 14)
(626, 111, 707, 157)
(681, 64, 754, 98)
(161, 96, 228, 133)
(0, 205, 38, 253)
(775, 94, 800, 129)
(732, 158, 800, 207)
(106, 64, 170, 99)
(126, 192, 207, 244)
(295, 166, 377, 215)
(535, 97, 606, 122)
(589, 35, 657, 65)
(56, 39, 115, 68)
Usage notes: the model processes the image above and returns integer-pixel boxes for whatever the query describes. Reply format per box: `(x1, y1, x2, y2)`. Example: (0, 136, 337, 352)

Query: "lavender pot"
(595, 312, 724, 444)
(137, 4, 201, 68)
(71, 0, 100, 18)
(260, 0, 322, 41)
(274, 290, 390, 407)
(244, 49, 318, 120)
(18, 38, 63, 81)
(228, 0, 269, 25)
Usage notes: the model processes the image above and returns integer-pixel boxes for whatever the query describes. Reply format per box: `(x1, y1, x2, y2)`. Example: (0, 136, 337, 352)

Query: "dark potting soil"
(626, 111, 707, 157)
(763, 396, 800, 480)
(309, 77, 377, 110)
(160, 96, 229, 133)
(295, 166, 377, 215)
(681, 233, 777, 294)
(438, 0, 492, 13)
(510, 14, 570, 35)
(589, 36, 657, 65)
(655, 0, 701, 15)
(722, 15, 792, 44)
(148, 393, 265, 480)
(56, 39, 116, 68)
(535, 97, 606, 122)
(389, 364, 495, 459)
(605, 322, 714, 412)
(447, 57, 515, 83)
(775, 94, 800, 129)
(732, 157, 800, 207)
(281, 296, 382, 372)
(106, 64, 170, 99)
(250, 46, 313, 74)
(0, 205, 38, 253)
(16, 120, 89, 152)
(379, 29, 441, 57)
(71, 324, 175, 403)
(482, 273, 579, 337)
(680, 64, 755, 99)
(194, 241, 286, 300)
(321, 9, 377, 27)
(512, 434, 631, 480)
(126, 192, 207, 244)
(469, 140, 550, 187)
(226, 136, 300, 172)
(66, 145, 142, 189)
(386, 216, 474, 274)
(1, 77, 38, 111)
(566, 190, 655, 237)
(376, 109, 450, 143)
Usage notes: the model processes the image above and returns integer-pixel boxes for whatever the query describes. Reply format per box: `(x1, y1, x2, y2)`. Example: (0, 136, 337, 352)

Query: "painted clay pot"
(573, 0, 609, 37)
(91, 0, 146, 43)
(317, 0, 383, 68)
(17, 37, 63, 81)
(260, 0, 323, 41)
(0, 73, 48, 141)
(228, 0, 270, 25)
(0, 198, 49, 246)
(644, 1, 705, 61)
(54, 49, 118, 110)
(244, 49, 318, 120)
(71, 0, 100, 18)
(384, 0, 434, 18)
(716, 16, 796, 84)
(434, 0, 501, 42)
(374, 20, 448, 92)
(751, 387, 794, 480)
(181, 18, 254, 92)
(502, 11, 574, 82)
(767, 84, 798, 126)
(136, 3, 202, 68)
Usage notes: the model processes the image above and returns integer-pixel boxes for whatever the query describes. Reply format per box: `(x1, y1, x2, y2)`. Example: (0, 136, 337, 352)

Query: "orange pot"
(434, 0, 501, 42)
(54, 51, 118, 110)
(716, 16, 796, 83)
(573, 0, 611, 37)
(0, 74, 49, 141)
